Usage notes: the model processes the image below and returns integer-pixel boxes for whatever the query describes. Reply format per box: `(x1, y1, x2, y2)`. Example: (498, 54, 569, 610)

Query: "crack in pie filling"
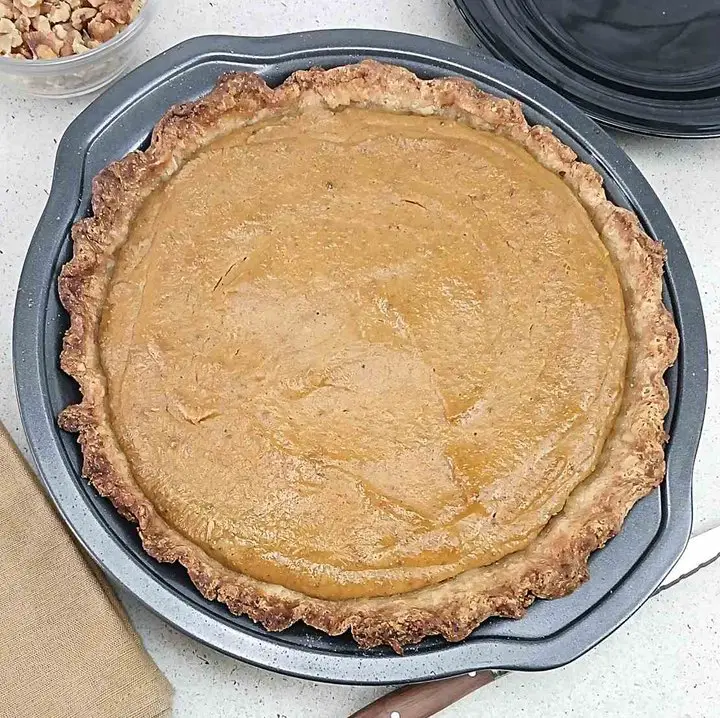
(59, 61, 678, 650)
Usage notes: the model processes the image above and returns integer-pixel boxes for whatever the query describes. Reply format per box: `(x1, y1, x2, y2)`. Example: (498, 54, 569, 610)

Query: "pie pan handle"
(348, 671, 499, 718)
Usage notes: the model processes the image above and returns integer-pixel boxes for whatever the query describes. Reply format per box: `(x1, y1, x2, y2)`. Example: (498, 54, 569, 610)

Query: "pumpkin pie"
(58, 61, 678, 651)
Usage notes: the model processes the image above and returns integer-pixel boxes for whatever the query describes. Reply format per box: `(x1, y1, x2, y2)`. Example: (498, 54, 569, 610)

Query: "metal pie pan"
(13, 31, 707, 684)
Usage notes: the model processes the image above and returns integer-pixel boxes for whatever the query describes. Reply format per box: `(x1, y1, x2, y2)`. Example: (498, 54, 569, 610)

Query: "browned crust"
(58, 60, 678, 652)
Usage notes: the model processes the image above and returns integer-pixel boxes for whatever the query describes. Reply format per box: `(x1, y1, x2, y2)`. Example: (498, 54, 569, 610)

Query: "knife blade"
(350, 524, 720, 718)
(656, 524, 720, 592)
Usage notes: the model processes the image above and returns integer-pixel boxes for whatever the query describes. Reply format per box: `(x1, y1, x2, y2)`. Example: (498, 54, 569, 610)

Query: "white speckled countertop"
(1, 2, 719, 716)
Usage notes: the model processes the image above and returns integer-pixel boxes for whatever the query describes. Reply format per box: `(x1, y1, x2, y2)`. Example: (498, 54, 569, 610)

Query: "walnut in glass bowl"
(0, 0, 156, 97)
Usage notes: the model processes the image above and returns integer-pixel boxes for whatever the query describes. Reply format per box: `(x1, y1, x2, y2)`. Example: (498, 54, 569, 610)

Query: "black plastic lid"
(455, 0, 720, 137)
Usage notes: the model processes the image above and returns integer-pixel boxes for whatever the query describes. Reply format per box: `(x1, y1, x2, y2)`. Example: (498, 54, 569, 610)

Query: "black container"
(454, 0, 720, 138)
(13, 31, 707, 685)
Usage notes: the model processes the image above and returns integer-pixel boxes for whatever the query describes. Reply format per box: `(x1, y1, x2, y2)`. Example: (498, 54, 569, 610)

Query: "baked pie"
(59, 61, 678, 651)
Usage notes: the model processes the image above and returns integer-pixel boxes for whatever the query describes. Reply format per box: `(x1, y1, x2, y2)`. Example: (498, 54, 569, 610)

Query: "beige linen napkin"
(0, 422, 173, 718)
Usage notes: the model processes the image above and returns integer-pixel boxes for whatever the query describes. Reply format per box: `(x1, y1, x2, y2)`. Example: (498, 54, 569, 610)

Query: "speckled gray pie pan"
(13, 31, 708, 685)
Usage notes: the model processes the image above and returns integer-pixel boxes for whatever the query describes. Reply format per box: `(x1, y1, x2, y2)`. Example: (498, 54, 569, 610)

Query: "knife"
(350, 524, 720, 718)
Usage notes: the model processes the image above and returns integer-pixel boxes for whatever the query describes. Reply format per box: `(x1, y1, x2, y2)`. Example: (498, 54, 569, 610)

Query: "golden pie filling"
(100, 107, 628, 601)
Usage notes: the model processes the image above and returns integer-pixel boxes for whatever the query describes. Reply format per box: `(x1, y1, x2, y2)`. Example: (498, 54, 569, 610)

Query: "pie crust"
(58, 60, 678, 651)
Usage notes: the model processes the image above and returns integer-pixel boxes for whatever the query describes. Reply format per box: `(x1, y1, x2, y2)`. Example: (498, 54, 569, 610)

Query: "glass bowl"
(0, 0, 157, 99)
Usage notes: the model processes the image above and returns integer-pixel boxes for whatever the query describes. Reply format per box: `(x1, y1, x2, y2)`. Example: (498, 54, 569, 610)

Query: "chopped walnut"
(25, 26, 63, 53)
(13, 0, 42, 18)
(71, 32, 89, 53)
(35, 42, 57, 58)
(0, 15, 22, 54)
(52, 20, 67, 38)
(70, 5, 95, 28)
(31, 13, 51, 32)
(1, 0, 143, 58)
(47, 1, 71, 23)
(97, 0, 132, 24)
(60, 24, 80, 49)
(0, 1, 16, 20)
(87, 14, 116, 41)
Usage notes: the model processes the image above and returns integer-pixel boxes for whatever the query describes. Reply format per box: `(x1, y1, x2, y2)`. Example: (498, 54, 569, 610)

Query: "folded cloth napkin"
(0, 421, 173, 718)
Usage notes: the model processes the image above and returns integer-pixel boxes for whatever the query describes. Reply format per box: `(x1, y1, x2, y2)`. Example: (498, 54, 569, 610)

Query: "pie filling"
(100, 107, 628, 601)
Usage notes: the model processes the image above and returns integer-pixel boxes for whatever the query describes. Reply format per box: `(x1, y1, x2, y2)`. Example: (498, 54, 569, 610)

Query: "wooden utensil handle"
(348, 671, 498, 718)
